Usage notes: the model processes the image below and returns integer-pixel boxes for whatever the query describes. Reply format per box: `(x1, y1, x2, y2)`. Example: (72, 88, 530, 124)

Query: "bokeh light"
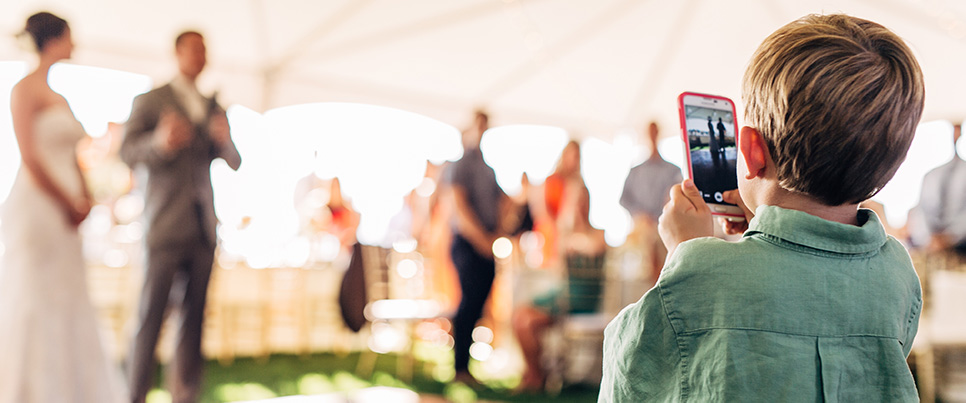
(492, 237, 513, 259)
(469, 341, 493, 362)
(471, 326, 494, 344)
(396, 259, 419, 279)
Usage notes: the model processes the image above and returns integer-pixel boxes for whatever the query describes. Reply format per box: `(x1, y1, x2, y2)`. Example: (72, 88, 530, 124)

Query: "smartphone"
(677, 92, 744, 219)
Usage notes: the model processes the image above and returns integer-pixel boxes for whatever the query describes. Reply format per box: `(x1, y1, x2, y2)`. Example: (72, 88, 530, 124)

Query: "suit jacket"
(120, 83, 242, 249)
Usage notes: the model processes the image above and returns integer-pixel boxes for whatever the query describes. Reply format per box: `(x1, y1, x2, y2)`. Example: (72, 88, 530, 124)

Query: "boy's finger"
(665, 184, 684, 212)
(667, 181, 703, 213)
(721, 189, 740, 205)
(680, 179, 708, 212)
(721, 188, 754, 218)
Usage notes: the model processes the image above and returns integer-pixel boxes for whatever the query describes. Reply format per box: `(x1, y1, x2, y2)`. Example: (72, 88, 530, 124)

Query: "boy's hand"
(658, 179, 714, 259)
(718, 189, 754, 235)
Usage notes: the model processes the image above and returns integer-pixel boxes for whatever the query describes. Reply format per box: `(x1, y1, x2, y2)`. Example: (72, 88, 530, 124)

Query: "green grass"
(146, 352, 599, 403)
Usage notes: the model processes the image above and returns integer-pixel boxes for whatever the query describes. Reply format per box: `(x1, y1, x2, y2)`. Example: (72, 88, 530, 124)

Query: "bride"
(0, 12, 124, 402)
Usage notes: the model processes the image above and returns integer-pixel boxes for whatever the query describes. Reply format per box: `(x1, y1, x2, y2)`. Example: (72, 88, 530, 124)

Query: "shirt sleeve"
(901, 280, 923, 358)
(451, 158, 470, 190)
(599, 283, 681, 402)
(212, 137, 242, 170)
(206, 104, 242, 170)
(666, 167, 683, 204)
(120, 92, 175, 169)
(619, 167, 637, 213)
(917, 168, 945, 234)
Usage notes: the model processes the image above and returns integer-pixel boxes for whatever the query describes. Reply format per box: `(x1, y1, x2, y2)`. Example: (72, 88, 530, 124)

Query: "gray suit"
(120, 83, 241, 403)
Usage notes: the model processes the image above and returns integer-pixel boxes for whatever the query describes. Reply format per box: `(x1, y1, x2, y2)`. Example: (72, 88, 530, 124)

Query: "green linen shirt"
(599, 205, 922, 402)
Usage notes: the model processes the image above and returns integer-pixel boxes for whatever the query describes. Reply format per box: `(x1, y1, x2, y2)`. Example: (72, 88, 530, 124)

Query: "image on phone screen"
(681, 97, 739, 206)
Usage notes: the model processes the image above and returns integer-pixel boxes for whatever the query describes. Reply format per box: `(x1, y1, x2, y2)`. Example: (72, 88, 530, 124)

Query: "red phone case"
(677, 91, 744, 218)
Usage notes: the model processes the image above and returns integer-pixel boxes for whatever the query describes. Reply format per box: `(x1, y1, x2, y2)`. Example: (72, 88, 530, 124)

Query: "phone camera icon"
(714, 192, 723, 202)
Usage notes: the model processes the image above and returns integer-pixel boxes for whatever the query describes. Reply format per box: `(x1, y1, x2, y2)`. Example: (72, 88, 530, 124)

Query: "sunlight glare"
(877, 120, 956, 227)
(479, 124, 568, 195)
(49, 63, 151, 136)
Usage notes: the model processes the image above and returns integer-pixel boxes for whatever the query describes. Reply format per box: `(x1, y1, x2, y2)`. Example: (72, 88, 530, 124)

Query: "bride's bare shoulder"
(11, 74, 63, 111)
(11, 74, 44, 102)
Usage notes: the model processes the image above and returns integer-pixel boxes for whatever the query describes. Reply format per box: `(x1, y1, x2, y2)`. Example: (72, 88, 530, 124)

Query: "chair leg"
(541, 325, 565, 396)
(916, 346, 936, 403)
(356, 349, 378, 378)
(397, 348, 413, 383)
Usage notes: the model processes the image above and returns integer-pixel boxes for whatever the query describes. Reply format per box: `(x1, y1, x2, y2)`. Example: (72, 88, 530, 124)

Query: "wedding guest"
(716, 117, 728, 159)
(619, 122, 682, 278)
(916, 124, 966, 255)
(707, 116, 720, 164)
(449, 110, 507, 386)
(512, 140, 605, 392)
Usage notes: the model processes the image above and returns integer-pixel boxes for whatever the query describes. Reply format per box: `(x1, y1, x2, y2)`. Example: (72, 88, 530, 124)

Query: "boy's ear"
(739, 126, 767, 179)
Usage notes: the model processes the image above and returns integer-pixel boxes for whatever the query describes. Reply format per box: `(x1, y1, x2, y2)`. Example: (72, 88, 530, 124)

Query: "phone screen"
(680, 93, 739, 206)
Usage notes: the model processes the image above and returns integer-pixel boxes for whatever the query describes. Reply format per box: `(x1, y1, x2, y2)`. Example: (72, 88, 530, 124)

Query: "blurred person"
(294, 174, 360, 269)
(320, 175, 368, 334)
(916, 124, 966, 255)
(294, 175, 358, 250)
(323, 177, 359, 248)
(0, 12, 125, 402)
(407, 162, 435, 246)
(534, 142, 573, 269)
(619, 121, 682, 279)
(410, 161, 462, 312)
(120, 30, 241, 403)
(411, 162, 461, 311)
(512, 140, 605, 392)
(601, 14, 923, 401)
(535, 140, 592, 262)
(449, 110, 509, 386)
(716, 117, 728, 159)
(707, 116, 720, 165)
(293, 171, 326, 226)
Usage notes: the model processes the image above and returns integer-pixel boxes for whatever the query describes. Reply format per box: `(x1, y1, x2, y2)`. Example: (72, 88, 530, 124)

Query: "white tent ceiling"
(2, 0, 965, 138)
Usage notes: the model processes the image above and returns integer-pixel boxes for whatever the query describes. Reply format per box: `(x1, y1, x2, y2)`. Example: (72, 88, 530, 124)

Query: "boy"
(600, 14, 924, 402)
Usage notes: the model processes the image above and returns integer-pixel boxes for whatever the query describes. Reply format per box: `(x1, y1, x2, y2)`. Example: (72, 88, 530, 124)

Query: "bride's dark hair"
(23, 12, 68, 52)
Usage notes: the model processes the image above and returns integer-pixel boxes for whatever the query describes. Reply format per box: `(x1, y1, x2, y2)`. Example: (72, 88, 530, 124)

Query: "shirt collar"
(744, 205, 887, 254)
(170, 74, 201, 96)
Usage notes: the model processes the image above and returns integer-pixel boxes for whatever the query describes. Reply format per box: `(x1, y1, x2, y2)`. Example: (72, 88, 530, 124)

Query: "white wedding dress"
(0, 107, 125, 402)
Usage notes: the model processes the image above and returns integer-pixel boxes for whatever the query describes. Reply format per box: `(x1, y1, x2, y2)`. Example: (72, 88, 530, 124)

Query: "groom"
(120, 31, 241, 403)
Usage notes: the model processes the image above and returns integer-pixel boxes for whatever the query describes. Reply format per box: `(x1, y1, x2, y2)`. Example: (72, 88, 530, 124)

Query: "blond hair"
(742, 14, 924, 205)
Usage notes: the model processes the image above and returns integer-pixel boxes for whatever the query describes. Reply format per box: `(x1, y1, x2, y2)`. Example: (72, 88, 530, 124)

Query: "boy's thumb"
(681, 179, 706, 207)
(682, 179, 700, 196)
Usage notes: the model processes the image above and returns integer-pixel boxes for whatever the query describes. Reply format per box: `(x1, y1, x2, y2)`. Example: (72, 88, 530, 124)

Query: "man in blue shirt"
(449, 111, 508, 386)
(917, 124, 966, 254)
(620, 121, 682, 278)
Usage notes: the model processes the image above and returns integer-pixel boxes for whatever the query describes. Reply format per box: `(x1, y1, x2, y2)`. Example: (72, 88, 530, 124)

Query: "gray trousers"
(128, 231, 215, 403)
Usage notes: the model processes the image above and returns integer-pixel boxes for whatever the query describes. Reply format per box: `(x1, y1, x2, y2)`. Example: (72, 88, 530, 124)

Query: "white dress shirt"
(169, 75, 208, 124)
